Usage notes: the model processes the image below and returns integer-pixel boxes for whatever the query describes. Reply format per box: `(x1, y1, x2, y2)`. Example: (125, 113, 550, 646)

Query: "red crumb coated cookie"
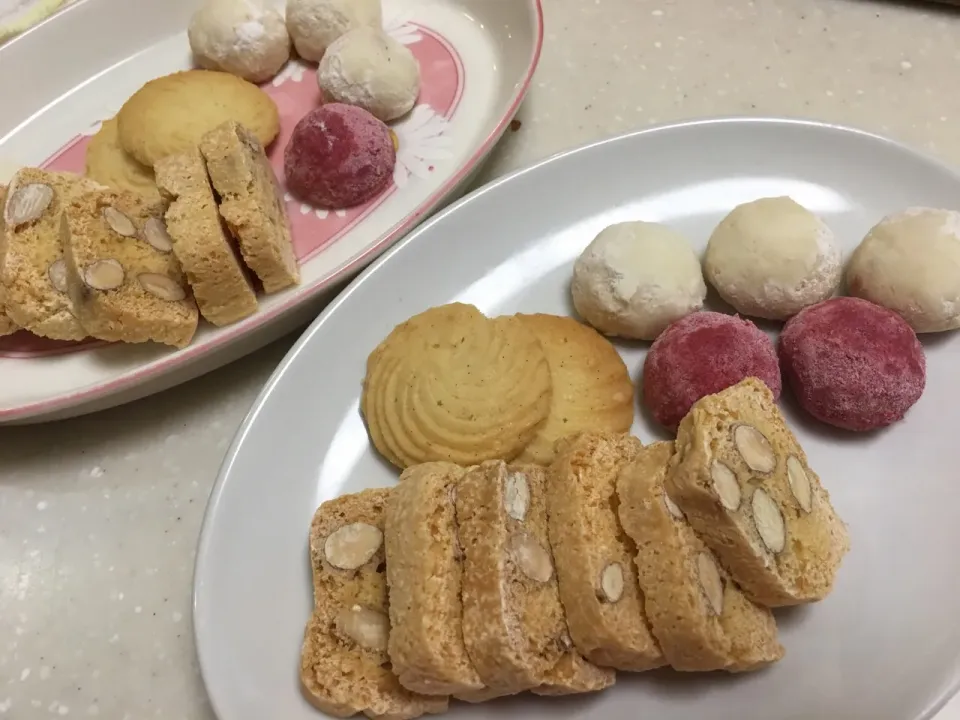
(779, 296, 926, 431)
(642, 311, 781, 430)
(284, 103, 396, 208)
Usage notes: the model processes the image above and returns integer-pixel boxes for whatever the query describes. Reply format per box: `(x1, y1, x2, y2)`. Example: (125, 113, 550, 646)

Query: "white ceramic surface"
(194, 118, 960, 720)
(0, 0, 542, 424)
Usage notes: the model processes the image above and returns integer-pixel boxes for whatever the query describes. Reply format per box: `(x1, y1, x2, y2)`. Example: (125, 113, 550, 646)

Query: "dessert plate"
(0, 0, 542, 423)
(195, 118, 960, 720)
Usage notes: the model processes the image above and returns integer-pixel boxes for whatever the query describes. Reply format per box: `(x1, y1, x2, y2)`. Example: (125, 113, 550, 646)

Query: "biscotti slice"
(666, 377, 850, 607)
(546, 432, 664, 671)
(384, 462, 484, 696)
(534, 647, 617, 697)
(154, 149, 258, 326)
(1, 168, 99, 340)
(0, 183, 18, 337)
(456, 460, 614, 700)
(303, 489, 449, 720)
(617, 441, 784, 672)
(198, 120, 298, 293)
(61, 188, 199, 348)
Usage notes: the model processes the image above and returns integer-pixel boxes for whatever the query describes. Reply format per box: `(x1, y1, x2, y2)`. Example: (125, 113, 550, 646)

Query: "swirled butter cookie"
(361, 303, 553, 468)
(514, 314, 634, 465)
(85, 117, 161, 203)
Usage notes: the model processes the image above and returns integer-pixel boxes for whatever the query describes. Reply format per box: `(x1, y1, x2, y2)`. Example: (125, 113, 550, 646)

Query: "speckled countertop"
(4, 0, 960, 718)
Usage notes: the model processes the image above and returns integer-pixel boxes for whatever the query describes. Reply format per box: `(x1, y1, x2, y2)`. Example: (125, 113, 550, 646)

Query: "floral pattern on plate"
(0, 22, 463, 358)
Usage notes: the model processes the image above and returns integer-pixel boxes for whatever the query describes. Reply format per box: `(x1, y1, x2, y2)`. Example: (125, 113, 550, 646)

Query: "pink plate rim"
(0, 0, 545, 422)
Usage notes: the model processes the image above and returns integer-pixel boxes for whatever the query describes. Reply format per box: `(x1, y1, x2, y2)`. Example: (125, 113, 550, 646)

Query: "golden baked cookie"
(514, 313, 635, 465)
(85, 117, 161, 203)
(116, 70, 280, 167)
(361, 303, 553, 469)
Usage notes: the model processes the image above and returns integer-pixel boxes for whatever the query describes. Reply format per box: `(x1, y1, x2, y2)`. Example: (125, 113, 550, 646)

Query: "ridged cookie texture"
(545, 432, 664, 672)
(302, 489, 449, 720)
(361, 303, 553, 469)
(384, 462, 483, 696)
(513, 313, 635, 465)
(455, 460, 614, 701)
(666, 377, 850, 607)
(617, 441, 784, 672)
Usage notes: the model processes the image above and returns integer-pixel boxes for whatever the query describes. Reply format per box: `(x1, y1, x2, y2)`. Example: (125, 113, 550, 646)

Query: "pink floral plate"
(0, 0, 543, 423)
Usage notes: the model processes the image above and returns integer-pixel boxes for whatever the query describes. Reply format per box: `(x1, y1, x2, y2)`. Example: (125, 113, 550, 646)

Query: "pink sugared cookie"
(284, 103, 396, 208)
(642, 311, 781, 430)
(779, 296, 925, 431)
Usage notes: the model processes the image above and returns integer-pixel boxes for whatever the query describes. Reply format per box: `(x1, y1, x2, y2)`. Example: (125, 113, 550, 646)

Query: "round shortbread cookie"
(361, 303, 553, 469)
(116, 70, 280, 167)
(514, 314, 634, 465)
(85, 117, 161, 203)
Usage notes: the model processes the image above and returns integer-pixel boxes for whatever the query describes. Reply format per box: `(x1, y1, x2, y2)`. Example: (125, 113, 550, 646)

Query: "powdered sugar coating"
(286, 0, 382, 62)
(642, 312, 782, 430)
(779, 296, 926, 431)
(846, 207, 960, 333)
(704, 196, 842, 320)
(188, 0, 290, 84)
(318, 27, 420, 122)
(284, 103, 396, 208)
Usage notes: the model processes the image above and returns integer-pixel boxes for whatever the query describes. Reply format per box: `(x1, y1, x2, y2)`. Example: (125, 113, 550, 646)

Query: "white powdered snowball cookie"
(703, 196, 841, 320)
(846, 207, 960, 333)
(318, 26, 420, 122)
(571, 221, 707, 341)
(188, 0, 291, 84)
(286, 0, 381, 62)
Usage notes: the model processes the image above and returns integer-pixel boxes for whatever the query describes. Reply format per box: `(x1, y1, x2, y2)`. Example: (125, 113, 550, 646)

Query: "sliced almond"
(733, 424, 777, 473)
(334, 605, 389, 651)
(4, 182, 53, 228)
(504, 471, 530, 522)
(786, 455, 813, 513)
(47, 259, 68, 293)
(710, 461, 742, 511)
(83, 259, 124, 290)
(751, 488, 785, 554)
(143, 216, 173, 252)
(509, 531, 553, 583)
(102, 206, 137, 237)
(663, 493, 684, 520)
(138, 273, 186, 302)
(599, 562, 624, 603)
(323, 522, 383, 570)
(697, 552, 724, 615)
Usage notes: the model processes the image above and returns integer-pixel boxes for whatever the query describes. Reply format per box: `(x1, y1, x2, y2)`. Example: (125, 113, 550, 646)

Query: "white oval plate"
(194, 118, 960, 720)
(0, 0, 542, 424)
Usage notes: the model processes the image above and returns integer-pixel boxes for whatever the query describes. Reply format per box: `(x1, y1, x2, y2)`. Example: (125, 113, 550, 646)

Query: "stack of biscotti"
(0, 167, 200, 347)
(301, 388, 850, 716)
(613, 378, 849, 674)
(154, 119, 298, 327)
(301, 462, 616, 718)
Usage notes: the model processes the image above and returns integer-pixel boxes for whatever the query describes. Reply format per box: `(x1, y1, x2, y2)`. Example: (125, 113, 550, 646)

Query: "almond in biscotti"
(616, 440, 783, 672)
(303, 488, 449, 719)
(456, 460, 614, 700)
(546, 431, 664, 672)
(60, 187, 198, 348)
(1, 168, 98, 341)
(666, 377, 850, 607)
